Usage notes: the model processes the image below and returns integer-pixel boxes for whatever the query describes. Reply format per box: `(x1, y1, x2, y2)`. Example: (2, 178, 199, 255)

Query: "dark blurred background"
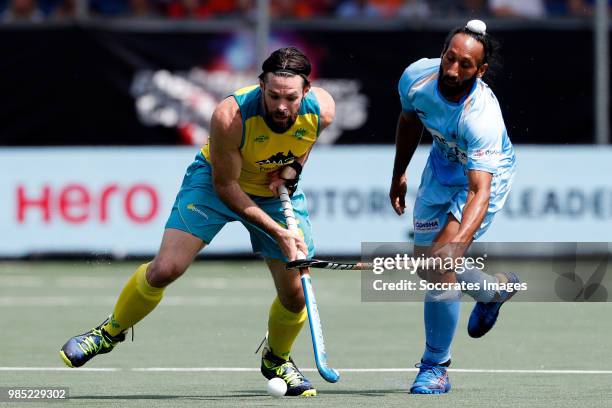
(0, 0, 609, 146)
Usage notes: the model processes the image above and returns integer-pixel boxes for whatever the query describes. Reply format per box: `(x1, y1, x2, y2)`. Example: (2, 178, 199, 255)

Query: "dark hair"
(442, 25, 501, 81)
(258, 47, 311, 85)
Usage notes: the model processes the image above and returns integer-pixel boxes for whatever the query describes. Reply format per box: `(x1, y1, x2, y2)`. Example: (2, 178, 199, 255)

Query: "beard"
(263, 108, 298, 133)
(438, 66, 477, 100)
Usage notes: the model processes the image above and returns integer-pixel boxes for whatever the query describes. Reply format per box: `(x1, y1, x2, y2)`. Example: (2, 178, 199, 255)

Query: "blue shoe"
(59, 318, 125, 368)
(410, 361, 451, 394)
(468, 272, 520, 338)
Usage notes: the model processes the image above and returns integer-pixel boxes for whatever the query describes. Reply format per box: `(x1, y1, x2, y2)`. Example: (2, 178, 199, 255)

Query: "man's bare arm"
(392, 111, 423, 180)
(297, 87, 335, 168)
(389, 111, 424, 215)
(453, 169, 492, 242)
(312, 87, 336, 132)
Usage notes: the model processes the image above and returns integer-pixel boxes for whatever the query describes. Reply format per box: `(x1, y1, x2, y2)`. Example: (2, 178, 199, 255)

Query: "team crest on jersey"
(430, 131, 467, 164)
(292, 128, 307, 140)
(254, 134, 269, 143)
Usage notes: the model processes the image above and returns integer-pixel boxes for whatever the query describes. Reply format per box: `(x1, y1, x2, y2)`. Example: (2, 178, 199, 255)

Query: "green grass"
(1, 260, 611, 407)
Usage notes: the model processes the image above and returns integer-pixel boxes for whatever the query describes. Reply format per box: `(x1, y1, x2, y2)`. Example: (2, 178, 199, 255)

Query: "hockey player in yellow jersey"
(60, 47, 335, 397)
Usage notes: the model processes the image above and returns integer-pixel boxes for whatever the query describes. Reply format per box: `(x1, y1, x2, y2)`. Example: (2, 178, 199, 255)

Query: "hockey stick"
(286, 259, 372, 270)
(278, 185, 340, 383)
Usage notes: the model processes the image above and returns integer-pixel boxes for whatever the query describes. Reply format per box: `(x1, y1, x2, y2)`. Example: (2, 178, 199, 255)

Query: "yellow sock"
(267, 297, 307, 360)
(103, 262, 164, 337)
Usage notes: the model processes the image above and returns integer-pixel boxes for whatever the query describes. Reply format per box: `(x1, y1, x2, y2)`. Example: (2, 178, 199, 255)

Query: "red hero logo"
(16, 183, 159, 224)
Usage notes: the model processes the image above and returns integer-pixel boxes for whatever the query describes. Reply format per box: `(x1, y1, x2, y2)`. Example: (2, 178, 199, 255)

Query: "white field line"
(0, 276, 45, 287)
(131, 368, 612, 374)
(0, 367, 118, 372)
(0, 296, 271, 306)
(0, 276, 271, 290)
(0, 293, 366, 306)
(2, 367, 612, 374)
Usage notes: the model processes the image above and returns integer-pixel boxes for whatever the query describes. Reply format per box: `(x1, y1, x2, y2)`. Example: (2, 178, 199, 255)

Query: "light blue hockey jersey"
(398, 58, 516, 186)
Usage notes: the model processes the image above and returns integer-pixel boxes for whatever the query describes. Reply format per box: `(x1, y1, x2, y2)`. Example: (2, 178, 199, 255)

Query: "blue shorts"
(413, 162, 514, 245)
(165, 154, 315, 261)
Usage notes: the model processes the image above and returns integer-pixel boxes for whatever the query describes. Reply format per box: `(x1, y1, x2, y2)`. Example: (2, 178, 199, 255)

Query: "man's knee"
(147, 257, 189, 287)
(278, 286, 305, 313)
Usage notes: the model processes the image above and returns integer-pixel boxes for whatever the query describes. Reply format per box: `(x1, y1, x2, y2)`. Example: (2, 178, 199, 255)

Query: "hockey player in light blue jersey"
(389, 20, 519, 394)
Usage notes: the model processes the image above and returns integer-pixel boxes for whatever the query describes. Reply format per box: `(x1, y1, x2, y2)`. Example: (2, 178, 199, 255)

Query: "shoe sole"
(299, 389, 317, 397)
(410, 390, 449, 394)
(410, 387, 450, 394)
(59, 350, 74, 368)
(410, 385, 451, 395)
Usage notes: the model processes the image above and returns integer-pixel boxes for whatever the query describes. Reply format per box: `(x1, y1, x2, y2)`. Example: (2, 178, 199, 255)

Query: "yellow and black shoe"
(261, 345, 316, 397)
(59, 318, 125, 368)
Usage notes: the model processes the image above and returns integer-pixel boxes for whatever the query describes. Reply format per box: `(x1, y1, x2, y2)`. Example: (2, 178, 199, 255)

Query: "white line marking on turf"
(0, 296, 270, 306)
(0, 367, 118, 372)
(132, 368, 258, 372)
(55, 277, 118, 289)
(3, 367, 612, 374)
(336, 368, 612, 374)
(0, 276, 44, 288)
(0, 275, 270, 290)
(451, 369, 612, 374)
(132, 368, 612, 374)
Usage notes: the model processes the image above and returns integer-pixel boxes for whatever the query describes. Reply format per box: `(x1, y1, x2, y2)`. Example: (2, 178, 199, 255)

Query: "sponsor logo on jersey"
(472, 149, 501, 158)
(256, 151, 296, 166)
(414, 219, 440, 232)
(187, 203, 209, 219)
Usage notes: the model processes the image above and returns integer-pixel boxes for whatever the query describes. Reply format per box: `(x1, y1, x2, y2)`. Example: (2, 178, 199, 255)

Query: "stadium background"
(1, 1, 611, 407)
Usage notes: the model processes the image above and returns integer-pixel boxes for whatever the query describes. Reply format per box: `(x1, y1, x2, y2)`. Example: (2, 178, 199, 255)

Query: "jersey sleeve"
(462, 105, 507, 174)
(398, 66, 415, 112)
(397, 58, 434, 113)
